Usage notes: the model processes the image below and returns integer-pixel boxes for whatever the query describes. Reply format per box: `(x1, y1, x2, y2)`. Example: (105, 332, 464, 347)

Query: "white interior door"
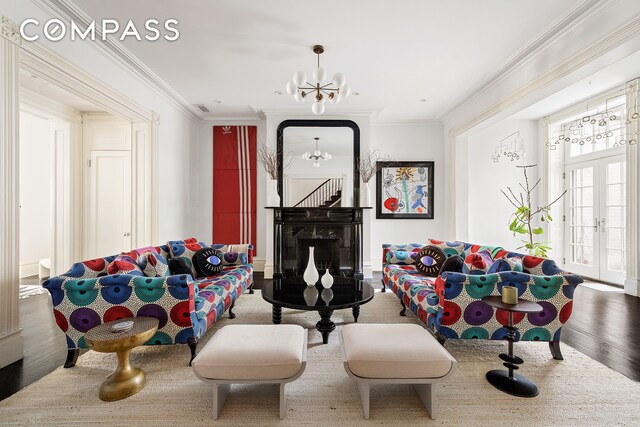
(565, 161, 599, 278)
(86, 150, 131, 258)
(564, 154, 626, 284)
(599, 156, 626, 284)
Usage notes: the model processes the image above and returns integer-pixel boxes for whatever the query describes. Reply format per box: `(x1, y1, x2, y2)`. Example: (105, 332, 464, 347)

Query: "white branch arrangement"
(257, 144, 293, 180)
(357, 150, 390, 183)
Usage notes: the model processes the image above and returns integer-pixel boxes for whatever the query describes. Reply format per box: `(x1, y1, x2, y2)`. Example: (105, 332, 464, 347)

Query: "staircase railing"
(294, 178, 343, 208)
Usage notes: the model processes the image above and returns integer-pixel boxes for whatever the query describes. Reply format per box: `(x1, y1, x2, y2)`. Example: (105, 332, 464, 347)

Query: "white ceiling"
(75, 0, 582, 120)
(510, 48, 640, 120)
(20, 69, 103, 112)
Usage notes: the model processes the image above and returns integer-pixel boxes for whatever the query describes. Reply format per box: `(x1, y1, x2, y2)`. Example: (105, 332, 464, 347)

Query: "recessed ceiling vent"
(195, 104, 211, 113)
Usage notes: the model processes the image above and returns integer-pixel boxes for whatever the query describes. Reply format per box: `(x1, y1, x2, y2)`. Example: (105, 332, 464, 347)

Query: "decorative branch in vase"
(257, 144, 293, 206)
(501, 164, 566, 258)
(357, 150, 389, 206)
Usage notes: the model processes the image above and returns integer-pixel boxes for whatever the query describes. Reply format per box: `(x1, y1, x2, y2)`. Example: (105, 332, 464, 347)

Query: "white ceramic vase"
(303, 286, 319, 306)
(361, 181, 372, 207)
(321, 269, 334, 289)
(267, 179, 280, 206)
(303, 246, 319, 287)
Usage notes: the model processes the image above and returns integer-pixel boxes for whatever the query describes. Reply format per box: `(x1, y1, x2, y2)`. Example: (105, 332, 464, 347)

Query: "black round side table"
(482, 295, 543, 398)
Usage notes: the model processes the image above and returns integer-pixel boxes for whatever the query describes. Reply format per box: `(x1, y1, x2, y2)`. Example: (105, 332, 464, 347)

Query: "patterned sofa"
(382, 239, 583, 360)
(43, 238, 253, 367)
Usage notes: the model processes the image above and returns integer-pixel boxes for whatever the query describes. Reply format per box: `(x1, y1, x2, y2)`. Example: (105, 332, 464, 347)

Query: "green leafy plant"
(501, 164, 566, 258)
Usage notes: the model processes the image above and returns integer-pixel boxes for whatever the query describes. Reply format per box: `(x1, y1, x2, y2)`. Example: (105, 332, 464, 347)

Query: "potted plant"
(357, 150, 389, 207)
(501, 164, 566, 257)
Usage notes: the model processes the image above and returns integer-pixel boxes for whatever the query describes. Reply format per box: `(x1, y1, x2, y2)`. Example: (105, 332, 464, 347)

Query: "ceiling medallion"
(286, 45, 351, 115)
(301, 137, 332, 168)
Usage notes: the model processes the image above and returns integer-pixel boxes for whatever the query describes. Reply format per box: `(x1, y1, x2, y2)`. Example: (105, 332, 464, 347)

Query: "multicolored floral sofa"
(43, 238, 253, 367)
(382, 239, 583, 360)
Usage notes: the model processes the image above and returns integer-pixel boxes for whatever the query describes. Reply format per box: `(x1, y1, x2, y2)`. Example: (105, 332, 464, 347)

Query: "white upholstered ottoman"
(340, 323, 456, 419)
(192, 324, 307, 419)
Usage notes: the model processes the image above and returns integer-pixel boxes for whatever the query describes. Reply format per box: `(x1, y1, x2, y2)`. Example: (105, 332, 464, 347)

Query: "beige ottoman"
(192, 325, 307, 419)
(340, 323, 456, 419)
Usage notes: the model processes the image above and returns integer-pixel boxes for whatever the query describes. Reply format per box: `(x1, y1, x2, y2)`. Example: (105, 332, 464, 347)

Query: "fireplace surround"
(269, 207, 367, 280)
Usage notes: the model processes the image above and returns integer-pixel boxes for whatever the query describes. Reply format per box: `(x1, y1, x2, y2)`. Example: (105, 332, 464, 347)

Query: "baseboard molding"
(253, 257, 266, 272)
(0, 330, 24, 369)
(263, 263, 274, 279)
(624, 278, 640, 297)
(363, 261, 373, 279)
(20, 262, 39, 279)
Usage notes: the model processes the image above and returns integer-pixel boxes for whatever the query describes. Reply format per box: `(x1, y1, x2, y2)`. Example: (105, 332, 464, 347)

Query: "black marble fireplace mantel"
(267, 207, 370, 280)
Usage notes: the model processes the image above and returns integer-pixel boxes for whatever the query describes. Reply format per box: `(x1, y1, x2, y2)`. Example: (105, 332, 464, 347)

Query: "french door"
(564, 155, 626, 284)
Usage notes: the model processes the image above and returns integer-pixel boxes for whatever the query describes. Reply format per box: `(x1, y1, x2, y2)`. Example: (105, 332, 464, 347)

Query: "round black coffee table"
(482, 295, 543, 398)
(262, 277, 374, 344)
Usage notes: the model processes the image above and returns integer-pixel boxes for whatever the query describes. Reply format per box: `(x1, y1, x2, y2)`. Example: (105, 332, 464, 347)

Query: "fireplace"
(297, 238, 340, 273)
(270, 207, 366, 279)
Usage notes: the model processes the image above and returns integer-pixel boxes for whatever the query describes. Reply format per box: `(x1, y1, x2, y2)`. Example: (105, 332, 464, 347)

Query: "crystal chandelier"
(301, 137, 332, 168)
(285, 45, 351, 115)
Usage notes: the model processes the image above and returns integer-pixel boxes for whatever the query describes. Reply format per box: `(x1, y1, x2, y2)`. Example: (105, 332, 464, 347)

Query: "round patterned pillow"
(415, 245, 447, 277)
(193, 248, 224, 278)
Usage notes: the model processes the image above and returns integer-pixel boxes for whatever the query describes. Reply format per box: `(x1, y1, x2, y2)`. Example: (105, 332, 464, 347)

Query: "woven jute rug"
(1, 291, 639, 426)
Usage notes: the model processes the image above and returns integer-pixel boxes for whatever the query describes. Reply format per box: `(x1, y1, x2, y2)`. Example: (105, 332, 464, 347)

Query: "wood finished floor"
(1, 273, 638, 402)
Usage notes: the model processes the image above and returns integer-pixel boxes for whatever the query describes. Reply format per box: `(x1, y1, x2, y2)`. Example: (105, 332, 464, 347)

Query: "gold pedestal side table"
(85, 317, 159, 401)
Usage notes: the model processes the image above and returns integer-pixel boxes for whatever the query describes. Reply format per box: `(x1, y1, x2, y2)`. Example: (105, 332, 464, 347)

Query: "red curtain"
(212, 126, 257, 253)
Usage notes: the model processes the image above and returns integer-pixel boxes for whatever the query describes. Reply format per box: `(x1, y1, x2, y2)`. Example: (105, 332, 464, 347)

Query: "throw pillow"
(107, 255, 144, 276)
(168, 240, 208, 277)
(426, 239, 466, 257)
(462, 249, 493, 275)
(137, 252, 170, 277)
(221, 251, 248, 266)
(439, 254, 464, 274)
(193, 248, 224, 277)
(168, 257, 193, 276)
(415, 245, 447, 277)
(385, 250, 418, 265)
(487, 256, 524, 274)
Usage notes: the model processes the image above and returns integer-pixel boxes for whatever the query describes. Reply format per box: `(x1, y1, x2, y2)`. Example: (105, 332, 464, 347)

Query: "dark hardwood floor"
(1, 273, 638, 402)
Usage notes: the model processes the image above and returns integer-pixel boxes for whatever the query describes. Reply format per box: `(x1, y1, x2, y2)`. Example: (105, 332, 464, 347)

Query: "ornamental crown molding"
(1, 16, 21, 45)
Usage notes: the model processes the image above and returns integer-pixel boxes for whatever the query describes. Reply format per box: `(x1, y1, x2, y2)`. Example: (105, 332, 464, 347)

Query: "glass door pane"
(565, 162, 599, 278)
(600, 156, 626, 284)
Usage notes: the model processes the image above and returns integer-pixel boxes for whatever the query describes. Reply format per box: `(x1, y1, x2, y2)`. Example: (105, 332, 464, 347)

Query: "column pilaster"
(0, 16, 23, 367)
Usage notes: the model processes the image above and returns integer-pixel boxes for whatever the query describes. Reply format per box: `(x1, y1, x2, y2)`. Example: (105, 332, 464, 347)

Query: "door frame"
(19, 89, 81, 276)
(19, 38, 159, 260)
(563, 153, 627, 284)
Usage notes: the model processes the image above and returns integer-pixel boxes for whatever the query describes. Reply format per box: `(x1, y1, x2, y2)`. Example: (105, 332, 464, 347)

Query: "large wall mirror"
(277, 120, 360, 207)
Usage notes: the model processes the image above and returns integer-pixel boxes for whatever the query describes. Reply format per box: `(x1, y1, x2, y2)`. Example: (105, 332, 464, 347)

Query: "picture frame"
(375, 161, 434, 219)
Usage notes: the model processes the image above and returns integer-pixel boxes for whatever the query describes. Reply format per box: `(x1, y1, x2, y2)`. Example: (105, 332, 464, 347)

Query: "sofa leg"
(380, 279, 386, 293)
(249, 283, 255, 294)
(64, 349, 79, 368)
(188, 338, 198, 366)
(399, 301, 407, 317)
(549, 341, 563, 360)
(228, 302, 236, 319)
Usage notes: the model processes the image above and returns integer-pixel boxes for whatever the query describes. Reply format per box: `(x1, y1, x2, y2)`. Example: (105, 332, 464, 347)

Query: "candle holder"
(501, 286, 518, 305)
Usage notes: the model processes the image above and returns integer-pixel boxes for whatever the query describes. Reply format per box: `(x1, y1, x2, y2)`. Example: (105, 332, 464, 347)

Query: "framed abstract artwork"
(375, 161, 434, 219)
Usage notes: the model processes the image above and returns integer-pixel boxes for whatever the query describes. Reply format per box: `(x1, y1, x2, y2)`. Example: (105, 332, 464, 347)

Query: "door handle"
(601, 217, 605, 232)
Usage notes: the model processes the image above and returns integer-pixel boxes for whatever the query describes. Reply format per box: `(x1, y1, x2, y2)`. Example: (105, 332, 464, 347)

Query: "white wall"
(18, 111, 50, 276)
(0, 3, 201, 247)
(369, 123, 444, 270)
(465, 120, 539, 249)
